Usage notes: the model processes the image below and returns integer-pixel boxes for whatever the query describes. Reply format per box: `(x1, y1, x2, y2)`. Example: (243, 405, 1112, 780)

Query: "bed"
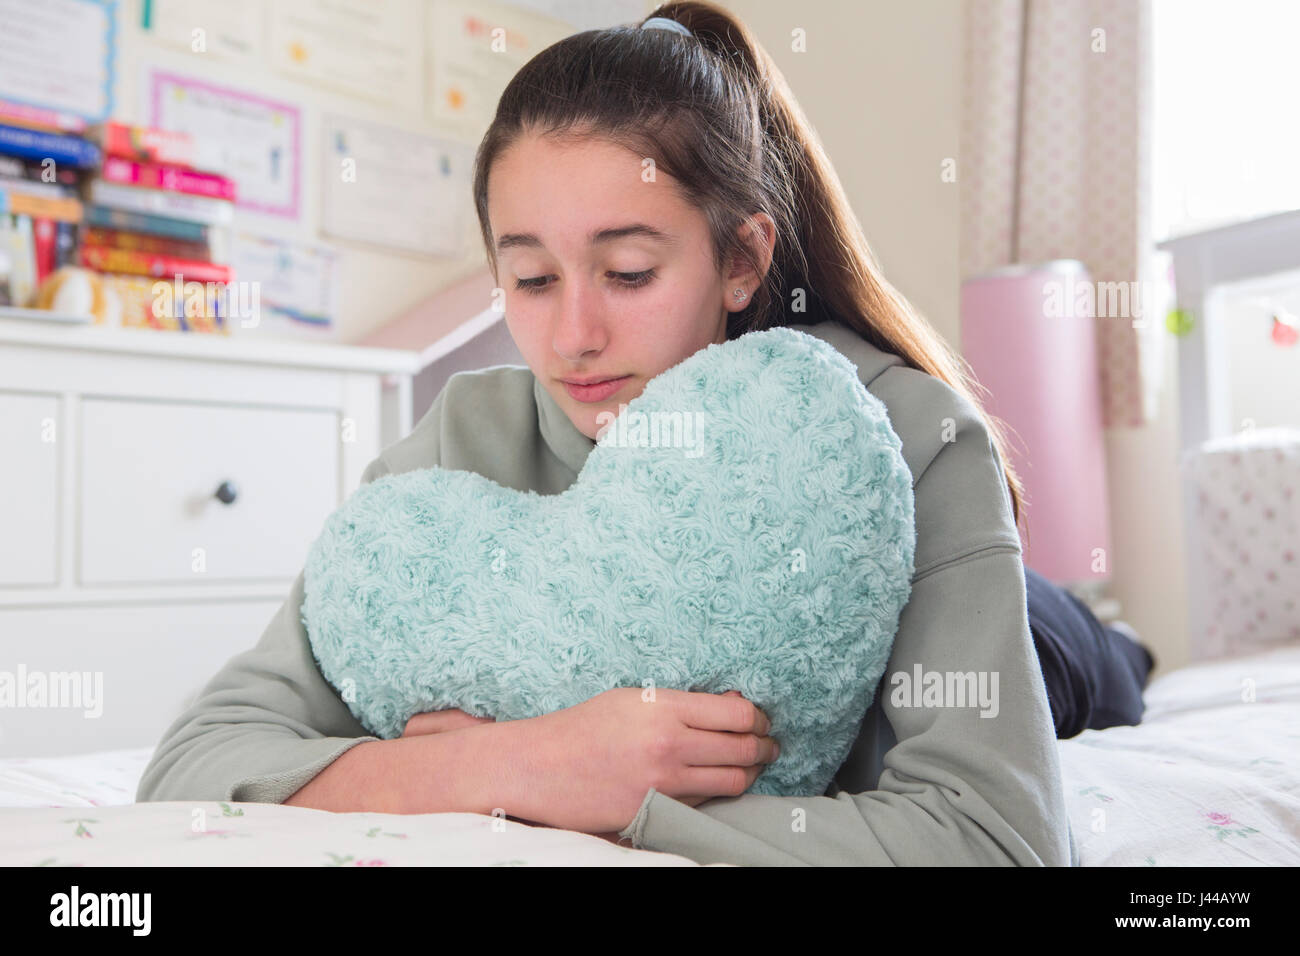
(2, 640, 1296, 866)
(1056, 642, 1300, 866)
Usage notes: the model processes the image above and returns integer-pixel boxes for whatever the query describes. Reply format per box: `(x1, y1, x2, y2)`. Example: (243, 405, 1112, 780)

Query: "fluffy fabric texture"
(302, 327, 916, 796)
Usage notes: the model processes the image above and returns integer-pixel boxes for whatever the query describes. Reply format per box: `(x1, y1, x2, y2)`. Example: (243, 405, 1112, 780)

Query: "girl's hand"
(518, 686, 779, 835)
(401, 708, 496, 737)
(400, 691, 750, 740)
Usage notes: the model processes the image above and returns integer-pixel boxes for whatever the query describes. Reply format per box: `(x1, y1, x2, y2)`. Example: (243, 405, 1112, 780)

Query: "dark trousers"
(1024, 565, 1154, 739)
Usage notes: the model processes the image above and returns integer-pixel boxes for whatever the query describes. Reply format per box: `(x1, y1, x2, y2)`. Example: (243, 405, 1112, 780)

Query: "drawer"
(79, 398, 340, 585)
(0, 391, 59, 586)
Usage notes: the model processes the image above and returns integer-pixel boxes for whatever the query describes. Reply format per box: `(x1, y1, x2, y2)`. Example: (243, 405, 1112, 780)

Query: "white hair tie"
(641, 16, 693, 37)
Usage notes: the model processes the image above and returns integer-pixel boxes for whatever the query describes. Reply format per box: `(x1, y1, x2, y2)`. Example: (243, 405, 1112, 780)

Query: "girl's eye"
(610, 268, 656, 290)
(513, 269, 656, 295)
(515, 275, 552, 294)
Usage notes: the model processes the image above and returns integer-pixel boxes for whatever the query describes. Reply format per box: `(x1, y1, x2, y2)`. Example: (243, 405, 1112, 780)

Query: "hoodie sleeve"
(616, 370, 1075, 866)
(134, 455, 393, 804)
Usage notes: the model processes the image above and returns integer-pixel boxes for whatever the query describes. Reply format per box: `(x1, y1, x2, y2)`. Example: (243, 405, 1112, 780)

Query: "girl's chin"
(578, 408, 616, 441)
(563, 389, 645, 439)
(572, 404, 626, 442)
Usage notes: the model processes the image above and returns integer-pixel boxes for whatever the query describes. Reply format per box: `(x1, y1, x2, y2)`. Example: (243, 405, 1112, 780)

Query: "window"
(1151, 0, 1300, 241)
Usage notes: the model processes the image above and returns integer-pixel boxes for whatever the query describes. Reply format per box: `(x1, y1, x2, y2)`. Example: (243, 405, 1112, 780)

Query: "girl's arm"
(283, 687, 777, 825)
(280, 716, 584, 818)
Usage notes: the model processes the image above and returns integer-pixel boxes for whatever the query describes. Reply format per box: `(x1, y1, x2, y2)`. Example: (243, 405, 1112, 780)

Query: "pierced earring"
(733, 288, 747, 302)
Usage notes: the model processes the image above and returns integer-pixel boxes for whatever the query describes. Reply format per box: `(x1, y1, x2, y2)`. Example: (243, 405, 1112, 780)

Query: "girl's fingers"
(403, 709, 495, 736)
(677, 727, 780, 768)
(675, 689, 771, 736)
(672, 763, 768, 798)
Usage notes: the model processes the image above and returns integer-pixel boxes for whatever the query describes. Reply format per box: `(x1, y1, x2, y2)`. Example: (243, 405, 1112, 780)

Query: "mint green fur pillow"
(303, 328, 916, 796)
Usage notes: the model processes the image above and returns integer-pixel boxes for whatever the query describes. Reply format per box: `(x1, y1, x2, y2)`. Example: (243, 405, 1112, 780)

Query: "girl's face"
(487, 132, 773, 440)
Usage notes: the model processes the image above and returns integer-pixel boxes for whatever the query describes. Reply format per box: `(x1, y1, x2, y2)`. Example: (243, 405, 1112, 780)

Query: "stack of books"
(0, 100, 98, 308)
(80, 121, 236, 334)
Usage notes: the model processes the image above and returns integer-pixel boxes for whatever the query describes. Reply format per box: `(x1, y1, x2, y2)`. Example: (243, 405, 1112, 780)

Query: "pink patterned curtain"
(961, 0, 1163, 428)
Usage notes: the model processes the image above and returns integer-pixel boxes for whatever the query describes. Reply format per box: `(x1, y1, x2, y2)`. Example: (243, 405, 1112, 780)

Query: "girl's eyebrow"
(496, 223, 677, 253)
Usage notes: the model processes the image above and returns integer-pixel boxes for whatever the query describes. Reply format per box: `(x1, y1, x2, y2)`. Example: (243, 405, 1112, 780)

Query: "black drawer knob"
(214, 480, 239, 505)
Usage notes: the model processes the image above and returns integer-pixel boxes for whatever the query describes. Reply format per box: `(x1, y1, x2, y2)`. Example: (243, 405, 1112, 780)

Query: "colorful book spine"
(31, 217, 56, 285)
(0, 187, 83, 223)
(102, 272, 230, 335)
(0, 215, 36, 306)
(54, 221, 76, 268)
(0, 122, 100, 168)
(0, 176, 74, 201)
(88, 180, 233, 226)
(0, 98, 88, 134)
(82, 227, 209, 261)
(0, 154, 80, 186)
(83, 204, 211, 244)
(79, 244, 234, 284)
(90, 121, 195, 168)
(101, 156, 236, 202)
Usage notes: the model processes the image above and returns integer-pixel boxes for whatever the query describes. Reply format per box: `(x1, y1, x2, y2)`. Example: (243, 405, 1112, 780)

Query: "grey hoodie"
(135, 320, 1077, 866)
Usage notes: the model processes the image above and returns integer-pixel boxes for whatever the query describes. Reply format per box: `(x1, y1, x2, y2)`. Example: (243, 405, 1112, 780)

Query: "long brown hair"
(471, 0, 1025, 529)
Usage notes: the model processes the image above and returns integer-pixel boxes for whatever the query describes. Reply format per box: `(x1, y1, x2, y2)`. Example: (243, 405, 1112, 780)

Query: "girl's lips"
(562, 375, 630, 403)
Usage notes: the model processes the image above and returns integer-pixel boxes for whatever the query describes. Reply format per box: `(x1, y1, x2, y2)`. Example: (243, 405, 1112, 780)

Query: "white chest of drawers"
(0, 315, 420, 757)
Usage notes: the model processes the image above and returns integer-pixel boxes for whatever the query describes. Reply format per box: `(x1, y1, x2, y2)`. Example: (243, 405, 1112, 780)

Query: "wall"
(721, 0, 963, 346)
(105, 0, 649, 344)
(1101, 328, 1189, 673)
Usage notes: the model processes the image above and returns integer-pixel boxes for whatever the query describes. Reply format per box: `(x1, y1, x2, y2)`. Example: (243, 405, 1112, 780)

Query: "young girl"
(136, 2, 1153, 865)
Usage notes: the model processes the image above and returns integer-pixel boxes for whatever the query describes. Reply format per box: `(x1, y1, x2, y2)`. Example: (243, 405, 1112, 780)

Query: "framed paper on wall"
(0, 0, 115, 122)
(147, 70, 301, 221)
(320, 113, 471, 258)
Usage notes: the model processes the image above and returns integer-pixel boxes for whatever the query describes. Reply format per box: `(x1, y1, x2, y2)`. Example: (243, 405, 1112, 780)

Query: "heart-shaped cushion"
(302, 327, 916, 796)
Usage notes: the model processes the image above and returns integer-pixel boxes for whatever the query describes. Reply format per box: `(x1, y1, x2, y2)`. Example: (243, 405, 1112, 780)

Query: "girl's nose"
(552, 278, 608, 361)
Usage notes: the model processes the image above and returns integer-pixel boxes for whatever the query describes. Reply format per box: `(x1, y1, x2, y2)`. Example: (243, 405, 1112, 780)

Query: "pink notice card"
(148, 71, 301, 220)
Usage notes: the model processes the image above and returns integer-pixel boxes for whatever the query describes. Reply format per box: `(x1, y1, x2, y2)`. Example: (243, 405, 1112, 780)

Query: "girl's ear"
(725, 213, 777, 311)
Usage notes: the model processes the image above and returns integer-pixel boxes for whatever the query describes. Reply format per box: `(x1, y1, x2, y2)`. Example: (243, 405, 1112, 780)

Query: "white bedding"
(2, 644, 1297, 866)
(1057, 642, 1300, 866)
